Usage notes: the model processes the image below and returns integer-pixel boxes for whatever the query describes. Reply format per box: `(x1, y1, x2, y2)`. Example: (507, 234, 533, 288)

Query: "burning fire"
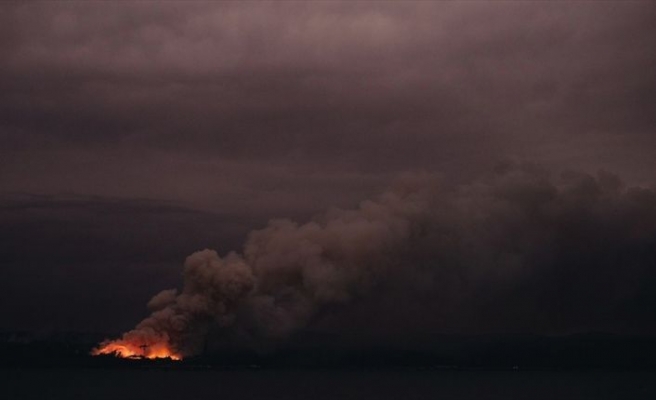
(91, 340, 182, 361)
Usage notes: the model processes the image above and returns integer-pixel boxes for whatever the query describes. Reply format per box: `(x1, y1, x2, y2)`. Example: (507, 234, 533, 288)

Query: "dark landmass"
(3, 331, 656, 371)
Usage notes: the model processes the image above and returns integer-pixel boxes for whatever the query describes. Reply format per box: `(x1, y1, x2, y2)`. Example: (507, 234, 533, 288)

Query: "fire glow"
(91, 340, 182, 361)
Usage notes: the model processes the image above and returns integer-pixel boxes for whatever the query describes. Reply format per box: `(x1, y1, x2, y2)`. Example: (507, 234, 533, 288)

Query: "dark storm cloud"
(2, 2, 654, 183)
(1, 2, 655, 335)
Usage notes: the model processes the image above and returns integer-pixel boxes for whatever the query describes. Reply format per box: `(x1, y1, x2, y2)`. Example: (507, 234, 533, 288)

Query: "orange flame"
(91, 340, 182, 361)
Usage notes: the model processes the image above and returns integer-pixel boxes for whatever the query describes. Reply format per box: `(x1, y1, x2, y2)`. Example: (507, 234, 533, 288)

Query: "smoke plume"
(100, 164, 656, 357)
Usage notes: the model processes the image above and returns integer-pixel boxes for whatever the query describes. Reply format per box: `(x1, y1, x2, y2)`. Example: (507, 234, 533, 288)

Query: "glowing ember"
(91, 340, 182, 361)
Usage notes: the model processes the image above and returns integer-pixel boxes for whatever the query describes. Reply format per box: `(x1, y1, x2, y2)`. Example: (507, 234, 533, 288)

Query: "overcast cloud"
(1, 2, 655, 334)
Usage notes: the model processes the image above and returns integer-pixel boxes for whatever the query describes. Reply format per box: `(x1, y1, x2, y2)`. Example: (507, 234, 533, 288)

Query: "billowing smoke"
(99, 163, 656, 357)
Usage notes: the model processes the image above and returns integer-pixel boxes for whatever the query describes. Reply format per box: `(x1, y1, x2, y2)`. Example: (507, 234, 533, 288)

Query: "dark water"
(3, 369, 656, 400)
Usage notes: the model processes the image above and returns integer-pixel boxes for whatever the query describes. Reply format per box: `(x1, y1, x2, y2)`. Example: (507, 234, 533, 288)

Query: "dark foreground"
(5, 332, 656, 370)
(3, 332, 656, 399)
(3, 368, 656, 400)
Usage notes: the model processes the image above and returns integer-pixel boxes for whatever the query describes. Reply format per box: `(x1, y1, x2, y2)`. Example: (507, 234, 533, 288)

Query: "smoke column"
(95, 164, 656, 358)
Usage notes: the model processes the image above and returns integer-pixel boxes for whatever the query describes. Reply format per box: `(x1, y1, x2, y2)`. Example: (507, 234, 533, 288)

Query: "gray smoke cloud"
(105, 164, 656, 356)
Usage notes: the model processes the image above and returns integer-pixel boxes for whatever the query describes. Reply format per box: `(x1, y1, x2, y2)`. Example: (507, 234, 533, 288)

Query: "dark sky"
(1, 2, 655, 337)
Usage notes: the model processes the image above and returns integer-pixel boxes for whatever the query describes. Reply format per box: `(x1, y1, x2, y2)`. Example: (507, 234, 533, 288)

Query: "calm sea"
(3, 368, 656, 400)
